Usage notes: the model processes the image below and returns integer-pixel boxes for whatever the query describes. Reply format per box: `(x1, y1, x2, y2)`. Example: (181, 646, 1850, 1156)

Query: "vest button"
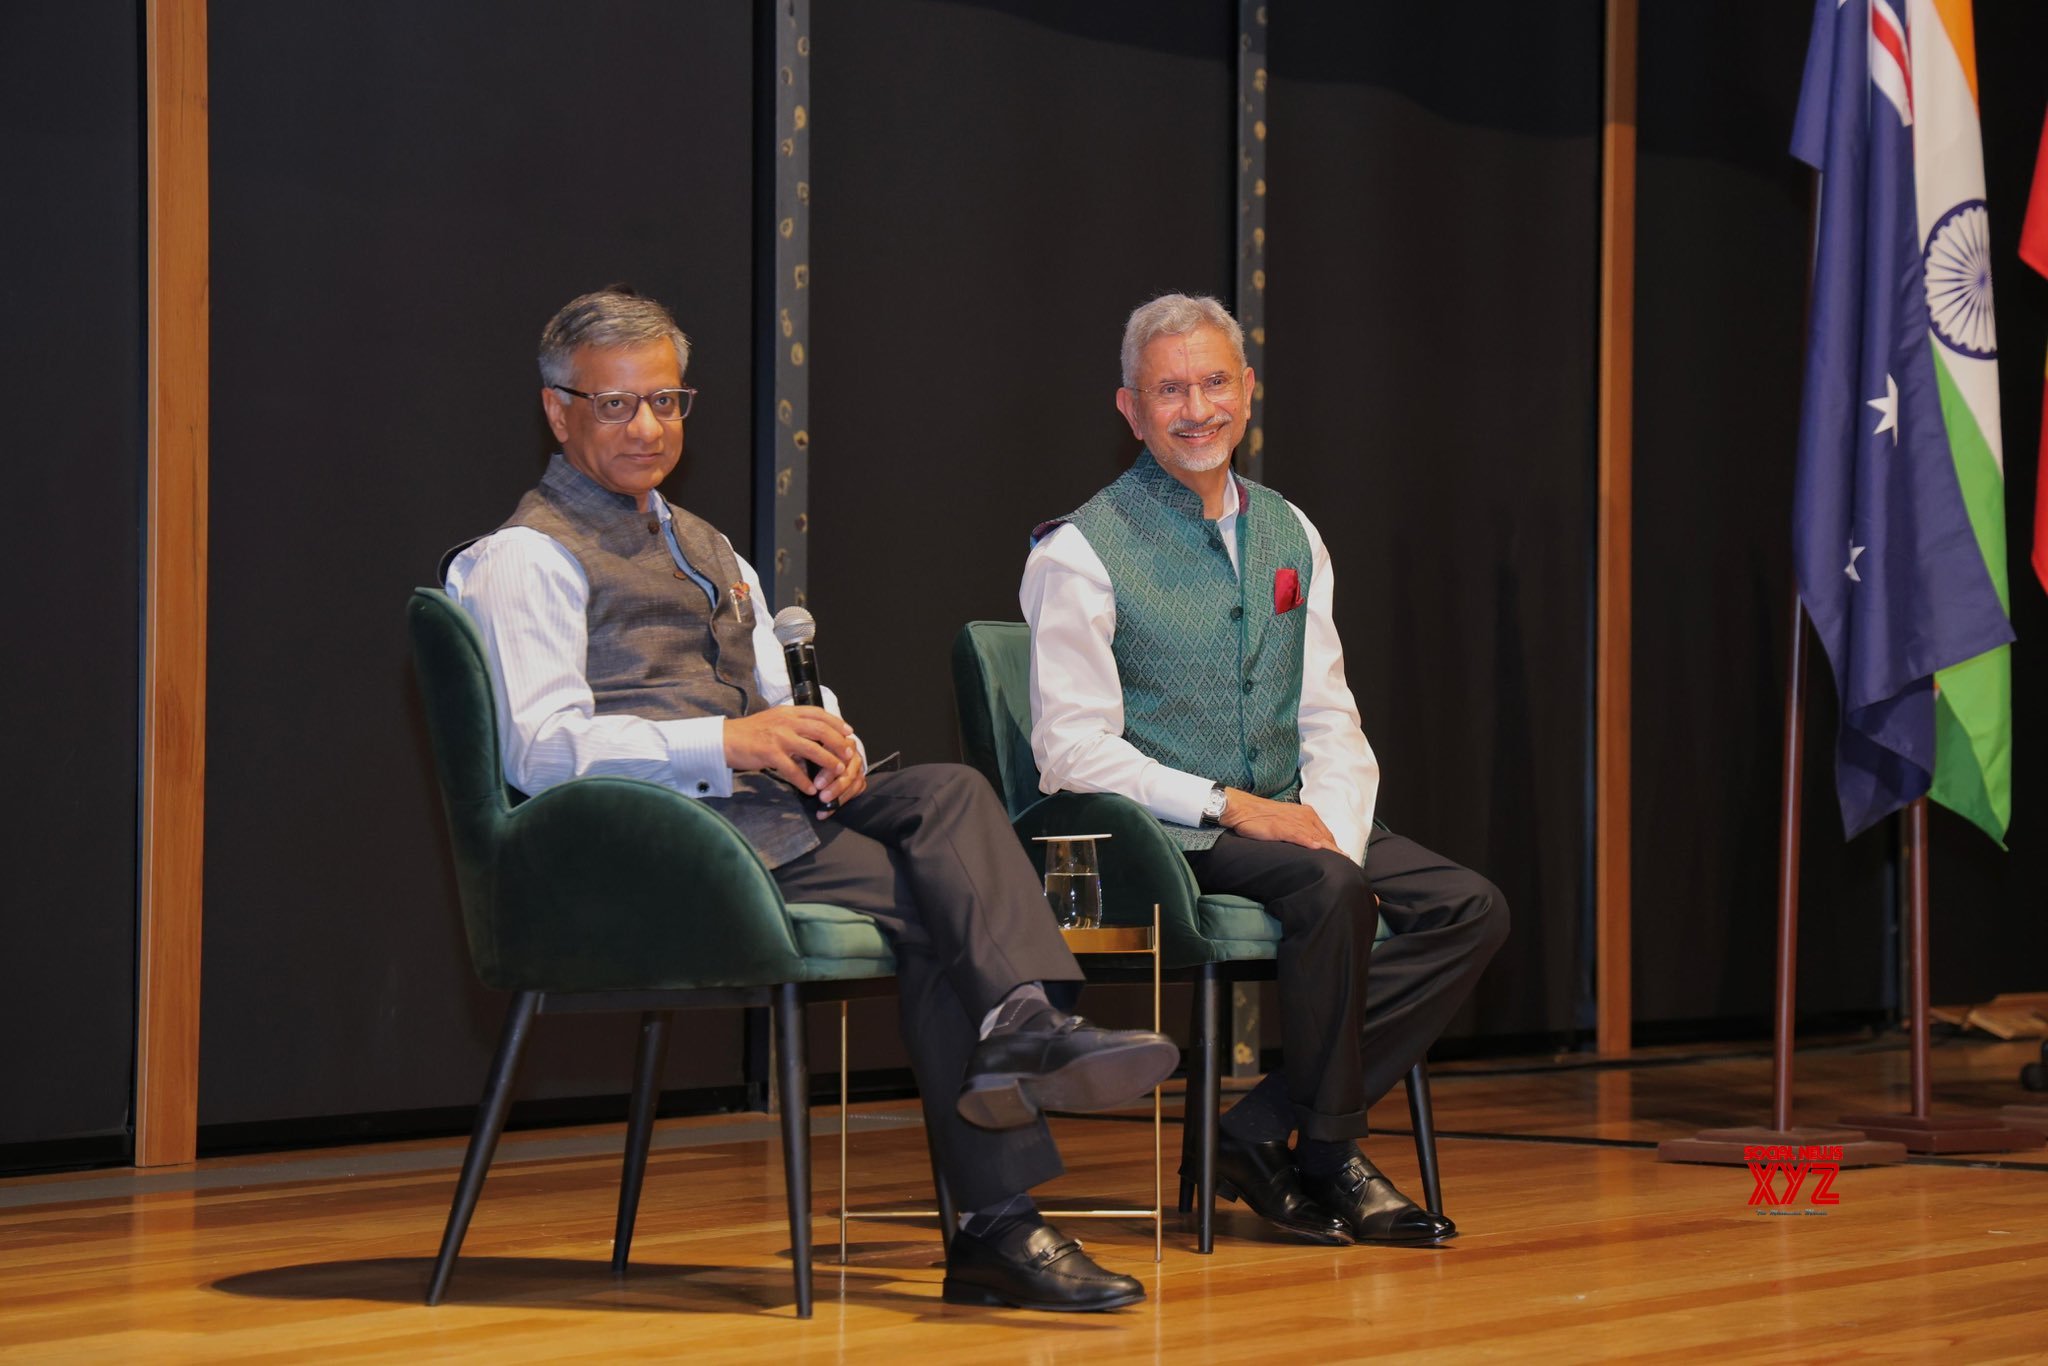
(1229, 606, 1243, 621)
(1247, 746, 1259, 761)
(1243, 679, 1255, 694)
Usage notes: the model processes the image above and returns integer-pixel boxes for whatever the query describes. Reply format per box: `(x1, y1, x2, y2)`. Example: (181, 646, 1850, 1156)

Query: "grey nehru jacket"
(503, 454, 819, 869)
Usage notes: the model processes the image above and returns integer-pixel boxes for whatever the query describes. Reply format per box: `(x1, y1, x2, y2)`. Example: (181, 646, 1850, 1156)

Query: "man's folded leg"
(771, 768, 1172, 1310)
(893, 951, 1144, 1312)
(814, 765, 1178, 1128)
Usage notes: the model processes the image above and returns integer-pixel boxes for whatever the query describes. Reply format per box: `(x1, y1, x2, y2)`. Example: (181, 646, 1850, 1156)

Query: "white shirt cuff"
(1158, 768, 1220, 829)
(659, 716, 734, 798)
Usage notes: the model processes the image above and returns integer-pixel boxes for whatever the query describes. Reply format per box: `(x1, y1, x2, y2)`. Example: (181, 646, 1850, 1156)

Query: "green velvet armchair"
(951, 620, 1442, 1253)
(409, 586, 902, 1317)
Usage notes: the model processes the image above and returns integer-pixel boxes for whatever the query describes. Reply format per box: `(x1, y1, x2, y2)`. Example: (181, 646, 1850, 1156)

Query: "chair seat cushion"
(1194, 894, 1282, 960)
(785, 902, 897, 980)
(1194, 894, 1393, 959)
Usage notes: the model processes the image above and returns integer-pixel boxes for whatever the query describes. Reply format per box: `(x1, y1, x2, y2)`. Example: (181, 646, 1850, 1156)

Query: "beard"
(1156, 421, 1235, 472)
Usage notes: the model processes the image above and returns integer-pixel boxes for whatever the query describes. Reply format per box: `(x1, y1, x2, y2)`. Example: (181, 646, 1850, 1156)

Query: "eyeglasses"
(552, 384, 696, 423)
(1128, 373, 1241, 409)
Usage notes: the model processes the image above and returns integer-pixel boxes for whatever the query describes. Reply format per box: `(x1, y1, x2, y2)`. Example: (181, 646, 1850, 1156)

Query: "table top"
(1058, 924, 1156, 953)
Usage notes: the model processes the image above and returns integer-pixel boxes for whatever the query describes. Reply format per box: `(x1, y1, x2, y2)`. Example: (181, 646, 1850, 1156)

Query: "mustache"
(1168, 418, 1229, 437)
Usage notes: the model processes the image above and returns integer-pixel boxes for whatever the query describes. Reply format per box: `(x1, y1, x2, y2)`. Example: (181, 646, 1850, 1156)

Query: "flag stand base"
(1999, 1105, 2048, 1135)
(1655, 1125, 1904, 1167)
(1834, 1112, 2043, 1155)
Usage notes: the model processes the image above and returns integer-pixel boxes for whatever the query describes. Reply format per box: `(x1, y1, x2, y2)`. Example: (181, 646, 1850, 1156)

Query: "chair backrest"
(408, 588, 514, 939)
(951, 621, 1044, 819)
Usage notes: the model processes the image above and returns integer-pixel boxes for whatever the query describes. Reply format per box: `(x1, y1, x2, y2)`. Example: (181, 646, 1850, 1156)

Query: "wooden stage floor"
(6, 1034, 2047, 1362)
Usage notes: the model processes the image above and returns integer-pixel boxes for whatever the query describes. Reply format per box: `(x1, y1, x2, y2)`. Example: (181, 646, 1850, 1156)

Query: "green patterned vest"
(1055, 450, 1312, 851)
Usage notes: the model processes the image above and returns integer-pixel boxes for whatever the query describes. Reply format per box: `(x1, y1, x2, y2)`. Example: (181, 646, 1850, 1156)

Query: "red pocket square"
(1274, 567, 1303, 614)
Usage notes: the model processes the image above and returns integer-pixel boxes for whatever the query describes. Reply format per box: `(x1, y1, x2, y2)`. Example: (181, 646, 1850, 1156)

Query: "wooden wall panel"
(1596, 0, 1637, 1056)
(137, 0, 210, 1168)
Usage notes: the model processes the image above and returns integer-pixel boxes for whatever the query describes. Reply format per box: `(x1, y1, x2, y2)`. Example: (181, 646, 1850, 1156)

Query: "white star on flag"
(1845, 542, 1866, 582)
(1867, 373, 1900, 445)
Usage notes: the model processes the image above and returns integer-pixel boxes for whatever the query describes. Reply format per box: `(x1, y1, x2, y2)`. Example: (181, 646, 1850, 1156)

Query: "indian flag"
(1912, 0, 2011, 843)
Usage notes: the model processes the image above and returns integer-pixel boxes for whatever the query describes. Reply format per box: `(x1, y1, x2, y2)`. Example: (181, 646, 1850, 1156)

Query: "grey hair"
(538, 289, 691, 388)
(1119, 293, 1245, 388)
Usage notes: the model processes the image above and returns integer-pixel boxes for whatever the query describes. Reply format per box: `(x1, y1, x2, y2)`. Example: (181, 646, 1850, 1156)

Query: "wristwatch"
(1200, 783, 1229, 826)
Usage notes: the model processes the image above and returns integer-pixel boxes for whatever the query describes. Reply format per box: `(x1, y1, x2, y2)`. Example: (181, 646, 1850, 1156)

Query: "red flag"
(2025, 111, 2048, 596)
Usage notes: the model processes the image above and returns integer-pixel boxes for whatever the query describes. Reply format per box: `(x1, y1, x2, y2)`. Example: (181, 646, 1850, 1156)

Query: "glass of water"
(1034, 834, 1109, 929)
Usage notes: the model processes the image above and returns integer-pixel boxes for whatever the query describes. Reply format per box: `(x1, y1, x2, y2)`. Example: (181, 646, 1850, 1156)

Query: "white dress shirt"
(444, 495, 845, 800)
(1019, 476, 1380, 865)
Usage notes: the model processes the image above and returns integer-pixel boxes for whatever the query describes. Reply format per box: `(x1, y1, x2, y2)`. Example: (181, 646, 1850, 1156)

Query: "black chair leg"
(773, 984, 814, 1318)
(1191, 968, 1223, 1254)
(1176, 978, 1202, 1216)
(1405, 1060, 1443, 1216)
(426, 990, 539, 1306)
(613, 1010, 673, 1272)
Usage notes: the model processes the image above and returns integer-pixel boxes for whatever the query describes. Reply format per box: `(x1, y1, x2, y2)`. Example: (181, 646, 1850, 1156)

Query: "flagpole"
(1654, 155, 1903, 1168)
(1907, 799, 1931, 1120)
(1840, 799, 2042, 1151)
(1657, 593, 1906, 1167)
(1769, 592, 1809, 1134)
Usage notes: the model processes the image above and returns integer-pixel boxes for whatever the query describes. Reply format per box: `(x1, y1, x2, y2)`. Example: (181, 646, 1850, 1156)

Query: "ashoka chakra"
(1924, 199, 1997, 360)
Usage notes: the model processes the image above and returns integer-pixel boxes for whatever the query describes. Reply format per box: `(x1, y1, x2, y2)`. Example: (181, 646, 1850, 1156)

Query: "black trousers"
(1182, 826, 1509, 1141)
(769, 763, 1082, 1211)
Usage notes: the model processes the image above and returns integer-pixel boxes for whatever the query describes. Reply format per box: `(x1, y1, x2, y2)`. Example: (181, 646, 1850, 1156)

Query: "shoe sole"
(1215, 1179, 1356, 1247)
(941, 1277, 1147, 1312)
(1350, 1228, 1459, 1247)
(956, 1038, 1180, 1130)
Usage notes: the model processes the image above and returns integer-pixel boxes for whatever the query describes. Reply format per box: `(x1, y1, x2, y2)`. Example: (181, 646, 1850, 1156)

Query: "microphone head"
(771, 605, 817, 647)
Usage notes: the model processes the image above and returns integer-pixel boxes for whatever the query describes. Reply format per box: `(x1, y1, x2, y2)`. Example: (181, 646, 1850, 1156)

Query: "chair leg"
(1186, 968, 1222, 1254)
(612, 1010, 673, 1273)
(426, 990, 539, 1306)
(1177, 985, 1199, 1216)
(773, 984, 814, 1318)
(1405, 1060, 1444, 1216)
(1177, 971, 1208, 1216)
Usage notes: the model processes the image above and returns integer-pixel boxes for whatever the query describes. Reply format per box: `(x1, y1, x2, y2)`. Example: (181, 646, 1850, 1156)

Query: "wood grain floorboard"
(4, 1037, 2045, 1362)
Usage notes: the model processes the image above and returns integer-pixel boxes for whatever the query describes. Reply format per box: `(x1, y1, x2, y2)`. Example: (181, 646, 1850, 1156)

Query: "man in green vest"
(1022, 293, 1508, 1247)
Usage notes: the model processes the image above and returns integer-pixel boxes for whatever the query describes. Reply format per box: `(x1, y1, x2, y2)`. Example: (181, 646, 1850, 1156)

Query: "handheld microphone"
(771, 606, 832, 803)
(772, 605, 822, 705)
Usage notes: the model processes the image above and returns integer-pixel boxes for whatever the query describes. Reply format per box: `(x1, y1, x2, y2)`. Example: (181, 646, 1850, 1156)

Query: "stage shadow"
(212, 1255, 928, 1316)
(795, 1238, 946, 1269)
(213, 1246, 1165, 1330)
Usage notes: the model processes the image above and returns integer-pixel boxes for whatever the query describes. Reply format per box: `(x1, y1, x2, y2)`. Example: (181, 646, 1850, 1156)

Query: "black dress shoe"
(942, 1220, 1146, 1312)
(1199, 1134, 1353, 1245)
(1301, 1151, 1456, 1245)
(957, 1010, 1179, 1130)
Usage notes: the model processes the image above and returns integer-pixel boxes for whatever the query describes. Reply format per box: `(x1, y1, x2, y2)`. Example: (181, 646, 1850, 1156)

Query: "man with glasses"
(445, 289, 1179, 1312)
(1021, 293, 1508, 1249)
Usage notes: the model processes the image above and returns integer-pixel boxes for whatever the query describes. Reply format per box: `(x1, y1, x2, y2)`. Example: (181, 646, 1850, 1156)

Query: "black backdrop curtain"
(6, 0, 2042, 1163)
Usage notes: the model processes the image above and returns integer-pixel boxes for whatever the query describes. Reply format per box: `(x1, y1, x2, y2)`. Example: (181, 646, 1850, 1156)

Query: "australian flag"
(1790, 0, 2013, 838)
